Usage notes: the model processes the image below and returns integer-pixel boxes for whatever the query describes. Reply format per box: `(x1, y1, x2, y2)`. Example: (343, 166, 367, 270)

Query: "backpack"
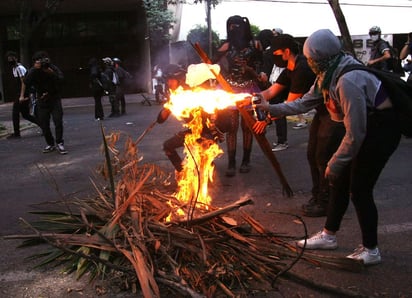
(383, 41, 404, 75)
(338, 64, 412, 137)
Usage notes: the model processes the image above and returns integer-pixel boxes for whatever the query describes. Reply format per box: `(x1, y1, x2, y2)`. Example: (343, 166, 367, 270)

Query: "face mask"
(273, 55, 287, 68)
(8, 60, 17, 66)
(370, 34, 379, 42)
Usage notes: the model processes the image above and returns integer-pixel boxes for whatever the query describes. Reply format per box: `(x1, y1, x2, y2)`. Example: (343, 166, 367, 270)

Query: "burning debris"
(6, 127, 363, 297)
(5, 63, 364, 297)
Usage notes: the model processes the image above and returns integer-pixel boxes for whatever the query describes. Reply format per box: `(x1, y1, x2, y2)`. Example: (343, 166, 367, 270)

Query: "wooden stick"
(174, 197, 253, 226)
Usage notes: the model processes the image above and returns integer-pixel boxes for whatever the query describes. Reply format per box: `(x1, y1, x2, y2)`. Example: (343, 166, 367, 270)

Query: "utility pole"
(206, 0, 212, 57)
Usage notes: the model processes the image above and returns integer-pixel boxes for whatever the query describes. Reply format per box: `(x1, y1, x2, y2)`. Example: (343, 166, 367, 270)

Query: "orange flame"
(165, 87, 250, 214)
(165, 86, 250, 119)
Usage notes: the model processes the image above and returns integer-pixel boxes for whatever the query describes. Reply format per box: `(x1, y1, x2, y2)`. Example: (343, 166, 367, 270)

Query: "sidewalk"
(0, 93, 156, 138)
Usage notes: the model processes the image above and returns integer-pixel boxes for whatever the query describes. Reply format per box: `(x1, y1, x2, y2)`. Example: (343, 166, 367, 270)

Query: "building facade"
(0, 0, 149, 101)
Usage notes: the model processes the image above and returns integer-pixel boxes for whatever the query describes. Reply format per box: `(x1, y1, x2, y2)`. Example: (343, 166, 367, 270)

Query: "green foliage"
(250, 24, 261, 39)
(187, 25, 220, 50)
(144, 0, 175, 47)
(167, 0, 221, 8)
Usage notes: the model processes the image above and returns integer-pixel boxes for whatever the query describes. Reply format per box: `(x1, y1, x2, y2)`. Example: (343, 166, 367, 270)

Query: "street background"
(0, 94, 411, 297)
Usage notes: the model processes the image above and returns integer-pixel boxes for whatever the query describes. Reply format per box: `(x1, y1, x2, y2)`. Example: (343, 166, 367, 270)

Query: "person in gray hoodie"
(246, 29, 402, 265)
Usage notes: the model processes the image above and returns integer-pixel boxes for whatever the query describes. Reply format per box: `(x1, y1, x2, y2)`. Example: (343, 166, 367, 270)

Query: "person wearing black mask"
(214, 15, 263, 176)
(252, 34, 345, 218)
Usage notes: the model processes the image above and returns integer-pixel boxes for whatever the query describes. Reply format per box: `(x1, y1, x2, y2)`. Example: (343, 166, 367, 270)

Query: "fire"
(165, 86, 250, 119)
(165, 87, 250, 215)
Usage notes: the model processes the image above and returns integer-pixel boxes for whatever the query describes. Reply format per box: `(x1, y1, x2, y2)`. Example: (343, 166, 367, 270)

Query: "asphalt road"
(1, 94, 411, 297)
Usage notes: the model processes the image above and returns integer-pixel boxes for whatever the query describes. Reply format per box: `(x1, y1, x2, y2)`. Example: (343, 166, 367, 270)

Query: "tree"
(186, 25, 220, 62)
(167, 0, 221, 56)
(144, 0, 176, 67)
(250, 24, 261, 39)
(17, 0, 64, 65)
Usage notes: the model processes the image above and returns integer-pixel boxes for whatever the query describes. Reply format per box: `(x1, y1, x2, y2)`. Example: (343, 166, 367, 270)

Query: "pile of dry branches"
(6, 129, 364, 297)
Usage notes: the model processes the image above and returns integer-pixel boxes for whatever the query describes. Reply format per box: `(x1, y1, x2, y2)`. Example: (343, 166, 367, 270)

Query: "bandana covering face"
(310, 53, 343, 96)
(307, 55, 335, 75)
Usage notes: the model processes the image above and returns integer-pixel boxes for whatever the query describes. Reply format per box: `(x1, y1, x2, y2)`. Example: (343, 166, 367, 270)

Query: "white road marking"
(379, 222, 412, 234)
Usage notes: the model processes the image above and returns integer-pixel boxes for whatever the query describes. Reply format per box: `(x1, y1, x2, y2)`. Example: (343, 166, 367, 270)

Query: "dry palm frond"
(5, 127, 364, 297)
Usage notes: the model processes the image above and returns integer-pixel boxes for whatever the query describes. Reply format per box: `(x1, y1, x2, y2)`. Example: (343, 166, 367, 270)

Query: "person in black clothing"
(367, 26, 392, 72)
(102, 57, 120, 117)
(5, 51, 39, 139)
(256, 30, 289, 151)
(252, 34, 345, 217)
(215, 15, 263, 177)
(24, 51, 67, 154)
(88, 57, 105, 120)
(113, 57, 132, 115)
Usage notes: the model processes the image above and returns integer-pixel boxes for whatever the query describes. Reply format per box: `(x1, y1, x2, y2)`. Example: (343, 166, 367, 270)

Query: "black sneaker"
(239, 162, 251, 173)
(43, 145, 56, 153)
(56, 143, 68, 155)
(303, 203, 327, 217)
(302, 197, 317, 211)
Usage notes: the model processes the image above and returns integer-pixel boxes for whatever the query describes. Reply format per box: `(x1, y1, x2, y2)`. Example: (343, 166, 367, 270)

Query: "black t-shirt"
(275, 54, 315, 94)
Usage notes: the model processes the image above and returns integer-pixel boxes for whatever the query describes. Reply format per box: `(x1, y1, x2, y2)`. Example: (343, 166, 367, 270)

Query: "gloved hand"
(252, 120, 268, 134)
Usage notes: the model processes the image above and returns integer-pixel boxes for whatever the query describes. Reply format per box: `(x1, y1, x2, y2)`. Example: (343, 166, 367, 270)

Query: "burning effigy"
(162, 63, 251, 221)
(5, 63, 364, 298)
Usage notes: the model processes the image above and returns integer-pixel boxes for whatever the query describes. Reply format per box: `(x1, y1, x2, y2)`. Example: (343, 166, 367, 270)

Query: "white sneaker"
(297, 231, 338, 250)
(272, 143, 288, 152)
(42, 145, 55, 153)
(293, 120, 308, 129)
(56, 143, 68, 155)
(346, 245, 381, 265)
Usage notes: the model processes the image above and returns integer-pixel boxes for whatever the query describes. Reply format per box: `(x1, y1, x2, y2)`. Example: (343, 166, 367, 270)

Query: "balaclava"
(227, 15, 252, 50)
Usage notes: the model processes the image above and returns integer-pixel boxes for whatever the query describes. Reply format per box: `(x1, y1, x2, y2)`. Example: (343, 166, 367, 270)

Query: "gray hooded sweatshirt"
(268, 53, 383, 176)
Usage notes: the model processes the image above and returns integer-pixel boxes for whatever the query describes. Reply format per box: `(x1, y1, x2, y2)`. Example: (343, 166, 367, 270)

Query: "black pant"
(37, 98, 64, 146)
(109, 88, 119, 115)
(163, 130, 189, 172)
(307, 110, 345, 205)
(93, 89, 104, 119)
(325, 108, 401, 248)
(269, 95, 287, 144)
(273, 117, 287, 144)
(163, 128, 215, 172)
(12, 98, 39, 135)
(120, 95, 126, 114)
(116, 85, 126, 114)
